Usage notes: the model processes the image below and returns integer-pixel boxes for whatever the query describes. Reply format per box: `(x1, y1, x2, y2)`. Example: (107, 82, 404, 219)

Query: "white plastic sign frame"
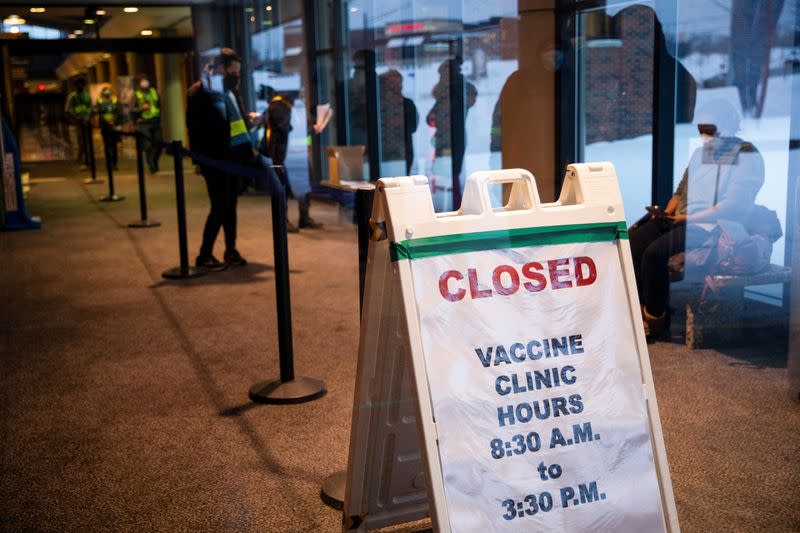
(376, 164, 678, 532)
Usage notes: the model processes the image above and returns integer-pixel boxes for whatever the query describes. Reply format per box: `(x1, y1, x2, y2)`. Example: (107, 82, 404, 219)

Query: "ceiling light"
(3, 15, 26, 25)
(95, 9, 106, 16)
(266, 5, 273, 11)
(84, 19, 96, 24)
(68, 34, 76, 39)
(30, 7, 46, 13)
(140, 29, 153, 36)
(74, 29, 84, 35)
(123, 7, 139, 13)
(102, 53, 111, 59)
(9, 25, 19, 33)
(350, 7, 360, 13)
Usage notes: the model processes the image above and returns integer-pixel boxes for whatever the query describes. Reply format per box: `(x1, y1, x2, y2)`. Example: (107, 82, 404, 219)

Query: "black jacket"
(186, 81, 252, 163)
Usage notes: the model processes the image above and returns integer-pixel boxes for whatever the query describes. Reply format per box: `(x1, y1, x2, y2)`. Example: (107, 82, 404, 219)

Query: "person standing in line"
(65, 77, 92, 168)
(426, 58, 477, 194)
(133, 74, 163, 173)
(95, 85, 120, 170)
(260, 87, 321, 231)
(378, 70, 418, 176)
(186, 48, 253, 270)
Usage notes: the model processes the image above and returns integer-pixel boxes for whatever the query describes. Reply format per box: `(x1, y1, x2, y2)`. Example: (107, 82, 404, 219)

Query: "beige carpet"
(1, 158, 798, 532)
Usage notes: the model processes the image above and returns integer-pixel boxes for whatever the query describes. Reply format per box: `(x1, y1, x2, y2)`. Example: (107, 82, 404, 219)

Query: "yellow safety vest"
(96, 96, 118, 125)
(70, 90, 92, 119)
(135, 87, 160, 121)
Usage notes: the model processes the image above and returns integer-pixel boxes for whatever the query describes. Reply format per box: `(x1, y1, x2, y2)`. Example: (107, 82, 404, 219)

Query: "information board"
(380, 165, 678, 532)
(408, 233, 663, 531)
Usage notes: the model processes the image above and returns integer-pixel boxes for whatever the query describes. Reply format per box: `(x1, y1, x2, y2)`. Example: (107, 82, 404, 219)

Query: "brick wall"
(584, 5, 654, 145)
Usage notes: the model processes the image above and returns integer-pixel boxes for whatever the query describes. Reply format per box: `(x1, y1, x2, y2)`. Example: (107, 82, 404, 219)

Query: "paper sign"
(408, 236, 665, 532)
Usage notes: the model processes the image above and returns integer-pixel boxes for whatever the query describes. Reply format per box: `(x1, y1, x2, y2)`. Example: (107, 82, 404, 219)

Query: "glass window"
(662, 0, 796, 343)
(577, 2, 656, 227)
(250, 2, 312, 195)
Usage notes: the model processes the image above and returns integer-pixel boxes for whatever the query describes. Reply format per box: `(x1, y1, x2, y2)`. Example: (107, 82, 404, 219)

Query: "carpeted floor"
(1, 158, 798, 532)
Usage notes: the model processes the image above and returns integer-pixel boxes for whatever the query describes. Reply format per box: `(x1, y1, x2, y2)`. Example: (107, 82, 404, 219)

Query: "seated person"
(629, 99, 764, 339)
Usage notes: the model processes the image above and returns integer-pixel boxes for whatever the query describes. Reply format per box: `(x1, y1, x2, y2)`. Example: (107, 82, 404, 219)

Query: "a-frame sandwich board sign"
(344, 164, 679, 533)
(342, 179, 430, 532)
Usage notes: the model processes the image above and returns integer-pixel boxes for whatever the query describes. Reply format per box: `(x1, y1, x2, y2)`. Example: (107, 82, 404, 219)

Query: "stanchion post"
(82, 121, 104, 185)
(320, 184, 375, 511)
(162, 140, 204, 279)
(355, 186, 375, 314)
(100, 131, 124, 202)
(249, 165, 326, 404)
(128, 132, 160, 228)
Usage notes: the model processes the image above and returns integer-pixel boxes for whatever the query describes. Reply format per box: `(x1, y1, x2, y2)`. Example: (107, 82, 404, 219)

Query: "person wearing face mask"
(628, 99, 764, 340)
(133, 74, 163, 173)
(95, 85, 120, 170)
(186, 48, 253, 270)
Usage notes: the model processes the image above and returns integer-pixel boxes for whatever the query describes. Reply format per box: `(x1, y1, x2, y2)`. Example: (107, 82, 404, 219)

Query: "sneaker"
(299, 217, 323, 229)
(195, 255, 226, 271)
(286, 222, 300, 233)
(224, 249, 247, 267)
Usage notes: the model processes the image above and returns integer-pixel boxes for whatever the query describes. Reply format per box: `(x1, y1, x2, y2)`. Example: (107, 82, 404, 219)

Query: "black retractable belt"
(162, 140, 205, 279)
(128, 131, 160, 228)
(82, 121, 104, 185)
(249, 165, 326, 404)
(99, 129, 124, 202)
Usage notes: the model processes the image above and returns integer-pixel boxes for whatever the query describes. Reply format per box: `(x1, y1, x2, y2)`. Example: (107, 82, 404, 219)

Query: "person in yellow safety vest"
(95, 85, 121, 170)
(133, 74, 163, 173)
(65, 77, 92, 167)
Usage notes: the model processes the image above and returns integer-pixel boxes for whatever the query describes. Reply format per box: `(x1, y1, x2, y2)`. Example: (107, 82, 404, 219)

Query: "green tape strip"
(390, 221, 628, 261)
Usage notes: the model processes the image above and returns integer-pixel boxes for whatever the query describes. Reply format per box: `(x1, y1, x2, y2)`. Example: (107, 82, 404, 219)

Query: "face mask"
(223, 73, 240, 91)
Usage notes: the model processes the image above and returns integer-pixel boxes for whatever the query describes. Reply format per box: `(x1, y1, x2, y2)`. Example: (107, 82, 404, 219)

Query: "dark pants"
(629, 218, 686, 316)
(199, 168, 240, 258)
(76, 120, 89, 165)
(269, 152, 310, 223)
(100, 124, 118, 168)
(138, 119, 162, 172)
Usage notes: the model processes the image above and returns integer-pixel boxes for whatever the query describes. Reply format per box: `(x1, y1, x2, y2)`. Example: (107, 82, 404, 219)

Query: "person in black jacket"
(186, 48, 254, 270)
(378, 70, 418, 176)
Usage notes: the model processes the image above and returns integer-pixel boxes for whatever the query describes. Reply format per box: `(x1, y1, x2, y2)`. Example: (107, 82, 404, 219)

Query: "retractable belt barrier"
(148, 135, 326, 404)
(248, 164, 327, 404)
(118, 130, 160, 228)
(161, 139, 203, 280)
(344, 164, 679, 533)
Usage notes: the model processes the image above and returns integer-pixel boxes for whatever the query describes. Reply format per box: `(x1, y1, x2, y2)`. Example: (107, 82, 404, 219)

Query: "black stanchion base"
(161, 266, 206, 279)
(82, 178, 105, 185)
(320, 470, 347, 510)
(100, 195, 125, 202)
(128, 220, 161, 228)
(249, 377, 327, 404)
